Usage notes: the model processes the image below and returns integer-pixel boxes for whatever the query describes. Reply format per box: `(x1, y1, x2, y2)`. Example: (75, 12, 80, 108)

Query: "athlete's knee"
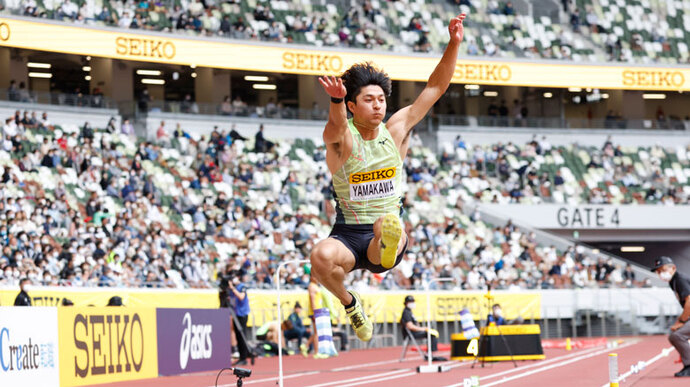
(670, 330, 683, 342)
(310, 242, 340, 270)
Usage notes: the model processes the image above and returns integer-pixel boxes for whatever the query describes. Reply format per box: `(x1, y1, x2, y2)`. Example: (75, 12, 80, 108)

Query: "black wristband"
(681, 317, 689, 324)
(330, 97, 344, 104)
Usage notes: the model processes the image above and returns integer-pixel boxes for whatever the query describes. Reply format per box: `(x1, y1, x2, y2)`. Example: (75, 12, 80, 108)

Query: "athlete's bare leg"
(309, 239, 356, 306)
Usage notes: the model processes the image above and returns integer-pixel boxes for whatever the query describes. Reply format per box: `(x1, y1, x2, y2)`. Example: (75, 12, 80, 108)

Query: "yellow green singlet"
(332, 119, 404, 225)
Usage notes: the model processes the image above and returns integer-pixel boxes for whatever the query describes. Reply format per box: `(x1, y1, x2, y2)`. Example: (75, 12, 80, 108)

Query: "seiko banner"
(156, 309, 231, 376)
(1, 16, 690, 90)
(479, 204, 690, 229)
(0, 307, 60, 387)
(57, 307, 159, 386)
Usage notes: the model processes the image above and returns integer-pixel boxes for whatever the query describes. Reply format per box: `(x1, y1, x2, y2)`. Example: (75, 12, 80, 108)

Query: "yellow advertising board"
(247, 290, 541, 326)
(0, 287, 219, 308)
(1, 16, 689, 90)
(57, 307, 158, 386)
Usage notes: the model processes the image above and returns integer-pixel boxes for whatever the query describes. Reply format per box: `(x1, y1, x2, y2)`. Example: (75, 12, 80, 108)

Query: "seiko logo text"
(73, 313, 145, 378)
(349, 167, 396, 184)
(179, 312, 213, 370)
(0, 22, 10, 41)
(115, 37, 175, 59)
(282, 52, 343, 72)
(454, 64, 511, 82)
(622, 70, 684, 88)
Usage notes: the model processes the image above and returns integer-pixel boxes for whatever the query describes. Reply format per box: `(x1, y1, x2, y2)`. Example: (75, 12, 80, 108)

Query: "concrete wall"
(438, 126, 690, 151)
(0, 101, 119, 129)
(144, 111, 323, 142)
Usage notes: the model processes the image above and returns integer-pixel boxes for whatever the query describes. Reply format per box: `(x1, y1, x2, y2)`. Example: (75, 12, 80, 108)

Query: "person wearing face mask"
(400, 295, 438, 353)
(222, 270, 253, 366)
(14, 278, 32, 306)
(652, 256, 690, 377)
(488, 303, 506, 326)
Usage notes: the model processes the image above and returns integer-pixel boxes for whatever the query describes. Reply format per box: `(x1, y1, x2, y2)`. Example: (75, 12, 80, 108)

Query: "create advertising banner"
(57, 307, 158, 386)
(0, 286, 219, 308)
(0, 307, 60, 387)
(1, 16, 690, 91)
(156, 309, 232, 376)
(247, 291, 541, 327)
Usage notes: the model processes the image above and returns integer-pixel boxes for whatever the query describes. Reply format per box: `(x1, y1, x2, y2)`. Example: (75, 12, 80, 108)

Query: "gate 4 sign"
(556, 207, 620, 228)
(0, 307, 59, 387)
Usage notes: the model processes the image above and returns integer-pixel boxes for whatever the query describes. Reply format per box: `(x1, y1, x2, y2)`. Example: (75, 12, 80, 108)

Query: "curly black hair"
(340, 62, 392, 105)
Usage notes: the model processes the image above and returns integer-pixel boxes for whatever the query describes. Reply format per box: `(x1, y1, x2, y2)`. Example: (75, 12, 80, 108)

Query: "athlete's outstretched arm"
(387, 13, 466, 135)
(319, 76, 348, 145)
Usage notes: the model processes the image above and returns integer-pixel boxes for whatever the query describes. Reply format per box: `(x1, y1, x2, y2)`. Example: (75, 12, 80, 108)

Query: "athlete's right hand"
(318, 76, 347, 99)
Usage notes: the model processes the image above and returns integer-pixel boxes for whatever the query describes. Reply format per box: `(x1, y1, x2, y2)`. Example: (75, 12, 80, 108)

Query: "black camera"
(233, 367, 252, 378)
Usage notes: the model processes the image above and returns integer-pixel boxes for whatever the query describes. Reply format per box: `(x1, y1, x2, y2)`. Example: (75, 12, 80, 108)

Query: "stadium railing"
(437, 114, 690, 130)
(0, 88, 117, 110)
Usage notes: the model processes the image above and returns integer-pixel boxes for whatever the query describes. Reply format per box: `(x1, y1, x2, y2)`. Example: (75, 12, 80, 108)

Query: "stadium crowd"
(1, 108, 675, 292)
(5, 0, 690, 63)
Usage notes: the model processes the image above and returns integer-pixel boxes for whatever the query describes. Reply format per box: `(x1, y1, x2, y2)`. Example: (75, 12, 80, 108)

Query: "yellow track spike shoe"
(344, 291, 372, 342)
(380, 213, 402, 269)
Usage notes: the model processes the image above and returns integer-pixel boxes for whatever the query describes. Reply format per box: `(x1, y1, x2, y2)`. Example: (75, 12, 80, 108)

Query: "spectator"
(180, 94, 193, 114)
(121, 119, 135, 136)
(156, 121, 169, 146)
(7, 80, 19, 102)
(503, 1, 515, 15)
(220, 96, 233, 115)
(283, 302, 309, 354)
(138, 89, 151, 113)
(254, 124, 273, 152)
(400, 295, 438, 352)
(227, 271, 252, 365)
(487, 303, 506, 325)
(14, 278, 32, 306)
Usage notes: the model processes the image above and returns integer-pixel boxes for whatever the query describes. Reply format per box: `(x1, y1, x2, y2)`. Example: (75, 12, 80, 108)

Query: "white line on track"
(322, 344, 615, 387)
(598, 345, 675, 387)
(439, 344, 608, 387)
(303, 369, 411, 387)
(338, 371, 417, 387)
(217, 351, 451, 387)
(467, 341, 638, 387)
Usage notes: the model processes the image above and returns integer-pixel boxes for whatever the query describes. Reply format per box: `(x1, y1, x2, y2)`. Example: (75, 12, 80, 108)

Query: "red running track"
(100, 335, 688, 387)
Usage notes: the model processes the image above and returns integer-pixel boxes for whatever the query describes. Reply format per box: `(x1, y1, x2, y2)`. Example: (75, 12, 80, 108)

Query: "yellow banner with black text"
(0, 287, 219, 308)
(57, 307, 158, 386)
(0, 17, 689, 90)
(247, 290, 541, 327)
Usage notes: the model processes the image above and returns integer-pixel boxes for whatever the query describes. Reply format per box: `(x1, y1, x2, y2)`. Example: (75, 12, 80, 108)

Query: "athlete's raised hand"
(319, 76, 347, 99)
(448, 13, 467, 44)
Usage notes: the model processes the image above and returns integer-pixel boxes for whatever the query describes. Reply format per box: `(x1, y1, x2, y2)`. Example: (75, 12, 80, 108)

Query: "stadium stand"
(4, 0, 690, 63)
(0, 107, 667, 291)
(438, 135, 690, 205)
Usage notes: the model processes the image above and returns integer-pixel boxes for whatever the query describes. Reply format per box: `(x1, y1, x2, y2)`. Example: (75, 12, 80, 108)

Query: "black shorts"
(328, 223, 407, 274)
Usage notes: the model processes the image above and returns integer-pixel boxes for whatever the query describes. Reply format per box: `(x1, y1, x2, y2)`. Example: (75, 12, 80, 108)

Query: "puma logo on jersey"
(378, 139, 388, 146)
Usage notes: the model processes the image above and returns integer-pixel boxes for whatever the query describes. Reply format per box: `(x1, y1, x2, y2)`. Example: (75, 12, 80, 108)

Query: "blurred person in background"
(652, 256, 690, 377)
(14, 277, 32, 306)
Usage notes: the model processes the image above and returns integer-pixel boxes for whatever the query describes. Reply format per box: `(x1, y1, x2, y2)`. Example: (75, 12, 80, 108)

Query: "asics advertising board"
(156, 309, 231, 376)
(0, 307, 59, 387)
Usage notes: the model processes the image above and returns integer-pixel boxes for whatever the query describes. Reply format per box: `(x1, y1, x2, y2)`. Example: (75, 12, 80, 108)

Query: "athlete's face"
(348, 85, 386, 126)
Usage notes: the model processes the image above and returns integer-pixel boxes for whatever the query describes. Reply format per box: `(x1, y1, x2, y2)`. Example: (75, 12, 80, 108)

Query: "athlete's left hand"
(671, 320, 684, 331)
(448, 13, 466, 44)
